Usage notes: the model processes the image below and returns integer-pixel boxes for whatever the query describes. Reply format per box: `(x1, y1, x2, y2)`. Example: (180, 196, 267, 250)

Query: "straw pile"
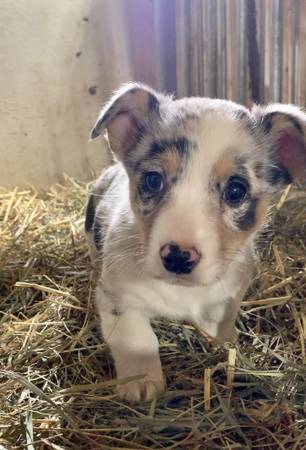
(0, 176, 306, 450)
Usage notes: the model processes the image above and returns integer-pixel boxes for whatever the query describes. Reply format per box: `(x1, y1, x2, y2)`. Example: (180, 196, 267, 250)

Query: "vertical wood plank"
(153, 0, 177, 93)
(270, 0, 282, 102)
(257, 0, 266, 103)
(237, 0, 247, 104)
(210, 0, 218, 97)
(292, 1, 300, 104)
(264, 0, 272, 102)
(197, 0, 204, 96)
(172, 1, 304, 104)
(298, 0, 306, 106)
(282, 2, 289, 104)
(175, 0, 189, 97)
(190, 0, 199, 96)
(226, 0, 237, 101)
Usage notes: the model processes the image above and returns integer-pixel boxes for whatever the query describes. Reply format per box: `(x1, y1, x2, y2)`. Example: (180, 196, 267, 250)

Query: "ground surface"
(0, 177, 306, 449)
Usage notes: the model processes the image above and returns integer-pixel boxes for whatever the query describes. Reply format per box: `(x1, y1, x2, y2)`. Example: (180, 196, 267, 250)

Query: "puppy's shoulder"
(92, 162, 126, 197)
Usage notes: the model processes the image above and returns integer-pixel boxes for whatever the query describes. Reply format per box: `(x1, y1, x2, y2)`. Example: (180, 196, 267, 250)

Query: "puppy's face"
(91, 84, 306, 286)
(125, 107, 272, 285)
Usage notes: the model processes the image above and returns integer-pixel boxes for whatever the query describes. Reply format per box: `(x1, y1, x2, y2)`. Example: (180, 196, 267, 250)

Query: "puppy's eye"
(143, 171, 164, 194)
(224, 177, 248, 206)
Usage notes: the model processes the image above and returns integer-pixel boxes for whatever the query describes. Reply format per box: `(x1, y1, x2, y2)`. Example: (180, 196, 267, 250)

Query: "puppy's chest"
(120, 274, 238, 322)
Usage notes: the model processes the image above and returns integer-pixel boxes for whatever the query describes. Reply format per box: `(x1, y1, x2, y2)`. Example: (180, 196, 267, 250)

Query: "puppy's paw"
(117, 376, 165, 403)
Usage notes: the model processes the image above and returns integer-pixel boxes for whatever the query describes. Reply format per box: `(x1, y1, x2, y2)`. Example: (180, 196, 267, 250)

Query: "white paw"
(117, 376, 165, 403)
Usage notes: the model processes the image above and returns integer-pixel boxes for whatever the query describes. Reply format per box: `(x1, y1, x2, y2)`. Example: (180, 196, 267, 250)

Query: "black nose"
(160, 243, 201, 275)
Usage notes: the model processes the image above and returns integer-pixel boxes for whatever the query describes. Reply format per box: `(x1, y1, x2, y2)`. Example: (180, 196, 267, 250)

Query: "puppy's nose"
(160, 242, 201, 274)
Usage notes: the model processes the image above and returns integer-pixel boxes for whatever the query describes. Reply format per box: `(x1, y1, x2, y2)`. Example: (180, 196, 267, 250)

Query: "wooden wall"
(175, 0, 306, 107)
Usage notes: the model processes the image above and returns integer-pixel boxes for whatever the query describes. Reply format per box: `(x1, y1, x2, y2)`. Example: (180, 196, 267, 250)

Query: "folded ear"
(90, 82, 160, 159)
(252, 104, 306, 184)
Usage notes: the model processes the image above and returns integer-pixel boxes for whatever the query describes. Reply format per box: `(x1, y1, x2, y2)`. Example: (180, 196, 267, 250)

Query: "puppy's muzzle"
(160, 242, 201, 274)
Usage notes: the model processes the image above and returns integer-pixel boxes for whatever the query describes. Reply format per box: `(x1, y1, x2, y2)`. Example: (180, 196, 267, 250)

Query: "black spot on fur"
(148, 138, 190, 158)
(234, 110, 256, 133)
(93, 220, 103, 251)
(128, 88, 159, 115)
(268, 164, 292, 186)
(261, 112, 277, 133)
(175, 137, 190, 154)
(254, 158, 293, 186)
(254, 162, 264, 178)
(235, 198, 258, 231)
(234, 109, 249, 121)
(149, 141, 165, 156)
(291, 116, 304, 134)
(235, 159, 250, 180)
(85, 194, 103, 251)
(148, 93, 160, 112)
(85, 195, 95, 232)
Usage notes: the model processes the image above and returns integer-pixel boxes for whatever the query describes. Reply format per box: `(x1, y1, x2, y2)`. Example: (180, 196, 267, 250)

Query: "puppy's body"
(86, 84, 306, 402)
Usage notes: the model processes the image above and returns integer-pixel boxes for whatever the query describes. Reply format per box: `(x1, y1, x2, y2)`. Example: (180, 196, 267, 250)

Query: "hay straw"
(203, 368, 211, 411)
(226, 348, 236, 389)
(1, 177, 306, 449)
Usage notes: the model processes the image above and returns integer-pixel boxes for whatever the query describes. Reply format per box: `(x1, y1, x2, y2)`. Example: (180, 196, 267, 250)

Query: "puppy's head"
(91, 83, 306, 286)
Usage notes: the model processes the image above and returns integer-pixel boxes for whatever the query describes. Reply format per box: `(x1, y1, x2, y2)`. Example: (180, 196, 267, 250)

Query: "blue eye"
(143, 171, 164, 194)
(224, 177, 248, 206)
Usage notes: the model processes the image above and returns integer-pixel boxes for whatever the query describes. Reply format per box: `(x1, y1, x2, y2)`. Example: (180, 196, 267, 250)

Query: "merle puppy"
(86, 83, 306, 402)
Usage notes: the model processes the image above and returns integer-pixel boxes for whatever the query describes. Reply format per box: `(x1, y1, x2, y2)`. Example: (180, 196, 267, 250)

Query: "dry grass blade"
(24, 410, 34, 450)
(227, 348, 236, 388)
(1, 178, 306, 449)
(203, 368, 211, 411)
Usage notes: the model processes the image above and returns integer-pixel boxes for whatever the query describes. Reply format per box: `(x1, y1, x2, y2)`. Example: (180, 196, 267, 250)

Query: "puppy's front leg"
(100, 306, 165, 403)
(196, 298, 240, 344)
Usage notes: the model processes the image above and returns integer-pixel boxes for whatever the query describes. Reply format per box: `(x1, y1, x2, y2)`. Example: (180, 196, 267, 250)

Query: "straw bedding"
(0, 176, 306, 450)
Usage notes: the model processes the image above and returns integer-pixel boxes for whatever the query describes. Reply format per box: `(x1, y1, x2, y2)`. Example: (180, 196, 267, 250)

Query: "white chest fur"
(99, 254, 249, 337)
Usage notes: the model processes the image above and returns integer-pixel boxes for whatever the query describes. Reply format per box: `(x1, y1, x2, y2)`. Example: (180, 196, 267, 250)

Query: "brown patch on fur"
(128, 148, 183, 240)
(219, 194, 270, 257)
(159, 148, 182, 180)
(214, 152, 237, 184)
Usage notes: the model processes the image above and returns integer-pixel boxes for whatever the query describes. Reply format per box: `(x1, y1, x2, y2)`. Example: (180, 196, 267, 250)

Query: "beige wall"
(0, 0, 176, 188)
(0, 0, 134, 187)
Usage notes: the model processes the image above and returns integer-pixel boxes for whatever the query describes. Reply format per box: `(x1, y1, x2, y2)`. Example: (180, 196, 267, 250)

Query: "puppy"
(86, 83, 306, 403)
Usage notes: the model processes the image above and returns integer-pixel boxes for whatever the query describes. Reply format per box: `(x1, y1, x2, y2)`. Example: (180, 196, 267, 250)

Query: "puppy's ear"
(90, 82, 160, 159)
(252, 104, 306, 185)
